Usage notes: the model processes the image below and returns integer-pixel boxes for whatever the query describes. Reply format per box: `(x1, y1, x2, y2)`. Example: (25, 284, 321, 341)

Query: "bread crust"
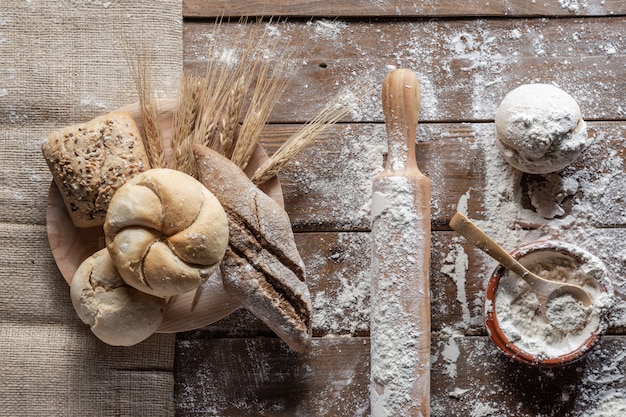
(104, 168, 229, 297)
(70, 248, 166, 346)
(42, 112, 150, 228)
(193, 144, 312, 353)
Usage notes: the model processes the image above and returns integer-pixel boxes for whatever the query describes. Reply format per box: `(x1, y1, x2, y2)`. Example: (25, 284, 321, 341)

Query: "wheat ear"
(172, 73, 203, 176)
(231, 29, 292, 169)
(251, 83, 371, 185)
(191, 19, 249, 153)
(230, 65, 288, 169)
(219, 73, 249, 158)
(125, 39, 167, 169)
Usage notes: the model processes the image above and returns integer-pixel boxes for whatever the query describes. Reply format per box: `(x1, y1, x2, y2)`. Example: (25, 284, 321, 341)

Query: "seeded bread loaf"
(42, 112, 150, 228)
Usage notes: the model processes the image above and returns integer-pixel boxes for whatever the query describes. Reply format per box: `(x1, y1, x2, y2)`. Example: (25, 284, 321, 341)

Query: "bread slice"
(193, 144, 312, 353)
(42, 111, 150, 228)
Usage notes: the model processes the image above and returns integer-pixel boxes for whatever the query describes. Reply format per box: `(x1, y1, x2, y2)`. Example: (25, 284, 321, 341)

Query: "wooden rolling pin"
(370, 69, 431, 417)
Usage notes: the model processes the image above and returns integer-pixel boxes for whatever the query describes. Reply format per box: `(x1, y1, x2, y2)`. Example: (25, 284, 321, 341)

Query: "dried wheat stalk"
(251, 83, 371, 185)
(196, 18, 252, 153)
(172, 73, 203, 176)
(219, 73, 249, 158)
(230, 42, 292, 170)
(125, 39, 167, 169)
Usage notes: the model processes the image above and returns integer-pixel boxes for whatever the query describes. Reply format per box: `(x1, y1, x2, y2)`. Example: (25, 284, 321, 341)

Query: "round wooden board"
(46, 99, 283, 333)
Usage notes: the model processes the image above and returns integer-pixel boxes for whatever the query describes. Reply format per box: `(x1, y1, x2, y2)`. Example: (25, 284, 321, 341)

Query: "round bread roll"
(495, 84, 589, 174)
(104, 168, 229, 297)
(70, 248, 166, 346)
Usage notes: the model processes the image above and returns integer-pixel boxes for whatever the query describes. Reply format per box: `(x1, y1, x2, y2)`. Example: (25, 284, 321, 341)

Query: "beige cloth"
(0, 1, 182, 415)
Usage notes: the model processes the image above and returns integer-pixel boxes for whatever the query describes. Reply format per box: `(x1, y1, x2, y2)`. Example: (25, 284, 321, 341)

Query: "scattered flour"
(437, 326, 462, 379)
(456, 190, 471, 216)
(289, 123, 385, 230)
(447, 387, 469, 398)
(526, 173, 579, 219)
(470, 401, 499, 417)
(559, 0, 588, 13)
(440, 244, 471, 326)
(311, 247, 370, 335)
(583, 391, 626, 417)
(308, 19, 348, 40)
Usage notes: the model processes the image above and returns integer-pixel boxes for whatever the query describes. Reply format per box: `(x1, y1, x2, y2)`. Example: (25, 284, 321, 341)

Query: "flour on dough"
(495, 83, 590, 174)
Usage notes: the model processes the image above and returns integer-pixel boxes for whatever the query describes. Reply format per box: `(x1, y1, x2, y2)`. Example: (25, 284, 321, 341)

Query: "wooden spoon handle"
(450, 212, 594, 314)
(449, 212, 528, 277)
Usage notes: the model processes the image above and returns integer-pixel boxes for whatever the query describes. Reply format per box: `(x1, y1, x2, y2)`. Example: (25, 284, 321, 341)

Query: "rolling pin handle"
(381, 69, 421, 173)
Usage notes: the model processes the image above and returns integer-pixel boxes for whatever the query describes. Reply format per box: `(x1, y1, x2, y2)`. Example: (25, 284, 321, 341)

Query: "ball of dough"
(70, 248, 166, 346)
(104, 168, 229, 297)
(495, 84, 589, 174)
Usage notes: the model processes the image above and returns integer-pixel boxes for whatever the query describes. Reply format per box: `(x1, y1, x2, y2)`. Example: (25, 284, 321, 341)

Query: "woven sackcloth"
(0, 1, 182, 415)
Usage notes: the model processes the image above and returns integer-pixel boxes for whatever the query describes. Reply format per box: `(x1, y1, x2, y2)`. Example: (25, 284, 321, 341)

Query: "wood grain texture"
(256, 121, 626, 232)
(175, 335, 626, 416)
(176, 227, 626, 339)
(184, 17, 626, 123)
(175, 337, 370, 416)
(183, 0, 626, 18)
(177, 10, 626, 417)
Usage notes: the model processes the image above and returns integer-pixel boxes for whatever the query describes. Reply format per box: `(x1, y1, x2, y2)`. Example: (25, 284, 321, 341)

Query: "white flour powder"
(494, 244, 612, 360)
(583, 391, 626, 417)
(545, 292, 589, 332)
(371, 175, 429, 416)
(495, 83, 590, 175)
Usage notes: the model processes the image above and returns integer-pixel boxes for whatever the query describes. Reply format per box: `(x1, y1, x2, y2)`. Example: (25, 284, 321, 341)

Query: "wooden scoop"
(449, 212, 593, 322)
(370, 69, 430, 416)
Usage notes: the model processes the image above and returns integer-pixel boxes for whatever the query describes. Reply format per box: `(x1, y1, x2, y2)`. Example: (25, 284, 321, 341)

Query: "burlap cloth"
(0, 1, 182, 415)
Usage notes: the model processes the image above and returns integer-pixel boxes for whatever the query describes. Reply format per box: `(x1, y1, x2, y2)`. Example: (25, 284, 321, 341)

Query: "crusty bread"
(193, 144, 312, 353)
(42, 111, 150, 228)
(70, 248, 166, 346)
(104, 168, 229, 298)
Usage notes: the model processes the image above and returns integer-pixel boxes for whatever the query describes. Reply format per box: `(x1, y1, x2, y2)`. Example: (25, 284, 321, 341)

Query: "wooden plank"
(183, 0, 626, 18)
(184, 17, 626, 123)
(175, 337, 371, 416)
(177, 227, 626, 338)
(431, 335, 626, 416)
(174, 335, 626, 416)
(256, 122, 626, 232)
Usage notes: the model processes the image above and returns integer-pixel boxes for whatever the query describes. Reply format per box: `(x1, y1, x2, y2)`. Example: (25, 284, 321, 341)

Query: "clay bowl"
(46, 99, 283, 333)
(484, 240, 613, 367)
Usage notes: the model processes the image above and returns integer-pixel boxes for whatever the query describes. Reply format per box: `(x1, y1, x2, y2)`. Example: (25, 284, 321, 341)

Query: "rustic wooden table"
(175, 2, 626, 416)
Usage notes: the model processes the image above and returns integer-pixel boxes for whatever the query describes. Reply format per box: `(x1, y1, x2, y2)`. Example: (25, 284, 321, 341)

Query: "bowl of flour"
(484, 240, 613, 367)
